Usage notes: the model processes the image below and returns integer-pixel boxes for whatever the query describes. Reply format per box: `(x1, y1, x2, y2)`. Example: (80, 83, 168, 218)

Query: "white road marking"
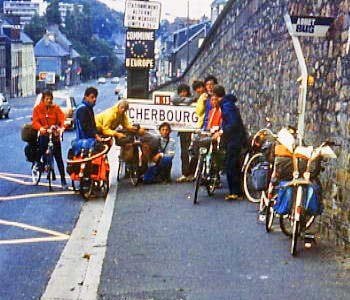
(16, 117, 25, 120)
(42, 145, 120, 300)
(0, 219, 70, 245)
(5, 119, 14, 123)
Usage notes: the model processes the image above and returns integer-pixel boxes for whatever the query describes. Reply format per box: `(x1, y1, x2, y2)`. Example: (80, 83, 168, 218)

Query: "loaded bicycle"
(31, 125, 63, 191)
(66, 137, 111, 199)
(192, 127, 223, 205)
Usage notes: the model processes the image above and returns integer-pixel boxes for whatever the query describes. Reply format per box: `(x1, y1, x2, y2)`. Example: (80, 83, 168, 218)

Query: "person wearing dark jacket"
(75, 87, 102, 142)
(212, 85, 247, 200)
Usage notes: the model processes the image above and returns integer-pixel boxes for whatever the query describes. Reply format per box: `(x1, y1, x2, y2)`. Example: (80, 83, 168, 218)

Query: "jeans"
(225, 146, 242, 195)
(179, 132, 197, 176)
(143, 156, 173, 183)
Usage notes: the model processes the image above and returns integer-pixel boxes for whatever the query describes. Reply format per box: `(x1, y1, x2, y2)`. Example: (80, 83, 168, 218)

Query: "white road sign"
(288, 15, 334, 37)
(124, 0, 161, 30)
(127, 101, 198, 131)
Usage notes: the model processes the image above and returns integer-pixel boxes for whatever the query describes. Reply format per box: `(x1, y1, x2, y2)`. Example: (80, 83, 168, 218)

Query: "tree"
(24, 13, 47, 43)
(46, 0, 61, 25)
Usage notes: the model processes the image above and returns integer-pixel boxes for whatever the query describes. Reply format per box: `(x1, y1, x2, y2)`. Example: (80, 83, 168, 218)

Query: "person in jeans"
(211, 85, 247, 200)
(174, 83, 197, 183)
(32, 90, 67, 188)
(143, 122, 175, 184)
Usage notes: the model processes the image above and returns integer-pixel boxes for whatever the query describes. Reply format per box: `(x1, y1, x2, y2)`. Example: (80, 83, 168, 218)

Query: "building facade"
(58, 2, 83, 27)
(20, 31, 35, 97)
(210, 0, 229, 24)
(3, 0, 48, 28)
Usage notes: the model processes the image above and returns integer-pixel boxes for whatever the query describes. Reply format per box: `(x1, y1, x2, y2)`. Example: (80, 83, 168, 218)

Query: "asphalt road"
(0, 79, 123, 300)
(98, 162, 350, 300)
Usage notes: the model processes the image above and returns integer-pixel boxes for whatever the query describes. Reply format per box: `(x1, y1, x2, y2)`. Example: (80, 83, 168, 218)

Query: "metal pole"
(284, 14, 308, 146)
(186, 0, 190, 67)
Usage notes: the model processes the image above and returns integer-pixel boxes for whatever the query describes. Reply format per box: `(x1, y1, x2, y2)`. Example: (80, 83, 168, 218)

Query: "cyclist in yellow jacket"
(95, 100, 145, 139)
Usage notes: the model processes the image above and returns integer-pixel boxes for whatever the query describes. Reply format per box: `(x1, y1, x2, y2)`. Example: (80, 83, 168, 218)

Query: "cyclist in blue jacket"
(212, 85, 248, 200)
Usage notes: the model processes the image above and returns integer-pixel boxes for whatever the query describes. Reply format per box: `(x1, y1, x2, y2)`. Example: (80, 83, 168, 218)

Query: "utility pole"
(186, 0, 190, 68)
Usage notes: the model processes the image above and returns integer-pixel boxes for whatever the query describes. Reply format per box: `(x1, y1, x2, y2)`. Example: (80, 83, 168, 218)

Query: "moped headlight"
(199, 147, 207, 155)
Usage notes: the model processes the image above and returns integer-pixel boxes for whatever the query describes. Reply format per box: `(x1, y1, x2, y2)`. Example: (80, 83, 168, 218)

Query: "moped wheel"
(291, 220, 300, 256)
(280, 214, 293, 237)
(265, 200, 275, 233)
(80, 177, 93, 200)
(31, 163, 42, 185)
(193, 156, 204, 205)
(243, 153, 263, 203)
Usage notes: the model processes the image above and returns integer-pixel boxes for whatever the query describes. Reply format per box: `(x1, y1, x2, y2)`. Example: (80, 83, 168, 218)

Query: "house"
(34, 24, 80, 89)
(20, 31, 35, 97)
(3, 0, 48, 28)
(210, 0, 229, 24)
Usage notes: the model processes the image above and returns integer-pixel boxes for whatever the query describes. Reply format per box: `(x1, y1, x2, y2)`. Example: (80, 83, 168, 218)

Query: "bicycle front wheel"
(243, 153, 263, 203)
(291, 220, 300, 256)
(265, 199, 275, 233)
(47, 160, 54, 191)
(31, 163, 42, 185)
(80, 177, 93, 200)
(193, 156, 204, 205)
(129, 163, 140, 186)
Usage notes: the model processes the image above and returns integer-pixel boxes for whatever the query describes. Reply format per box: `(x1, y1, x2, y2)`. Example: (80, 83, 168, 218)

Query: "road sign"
(125, 29, 155, 69)
(124, 0, 161, 30)
(38, 72, 47, 81)
(288, 15, 334, 37)
(152, 91, 175, 105)
(127, 100, 197, 131)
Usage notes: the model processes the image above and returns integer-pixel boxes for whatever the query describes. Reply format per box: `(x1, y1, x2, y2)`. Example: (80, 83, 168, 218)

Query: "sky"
(99, 0, 213, 21)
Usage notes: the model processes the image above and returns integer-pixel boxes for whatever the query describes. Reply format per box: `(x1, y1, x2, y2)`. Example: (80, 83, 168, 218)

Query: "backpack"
(251, 162, 270, 191)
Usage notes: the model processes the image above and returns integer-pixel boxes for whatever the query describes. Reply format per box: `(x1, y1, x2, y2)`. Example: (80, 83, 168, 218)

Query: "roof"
(211, 0, 228, 7)
(173, 21, 210, 52)
(71, 48, 80, 58)
(35, 36, 69, 57)
(47, 24, 72, 51)
(20, 31, 33, 44)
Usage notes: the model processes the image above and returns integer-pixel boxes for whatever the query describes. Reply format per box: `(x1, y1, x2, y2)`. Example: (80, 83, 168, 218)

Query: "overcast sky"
(99, 0, 212, 20)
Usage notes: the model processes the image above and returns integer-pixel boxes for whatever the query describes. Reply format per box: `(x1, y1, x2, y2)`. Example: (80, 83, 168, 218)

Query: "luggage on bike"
(24, 143, 39, 163)
(251, 161, 270, 191)
(304, 183, 323, 215)
(21, 123, 37, 143)
(274, 181, 293, 215)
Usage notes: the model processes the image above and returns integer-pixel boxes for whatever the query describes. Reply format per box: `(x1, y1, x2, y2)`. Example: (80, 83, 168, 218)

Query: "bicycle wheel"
(243, 153, 263, 203)
(47, 159, 54, 191)
(265, 199, 275, 233)
(100, 178, 110, 199)
(31, 163, 42, 185)
(117, 156, 122, 182)
(80, 177, 93, 200)
(129, 163, 140, 186)
(280, 211, 315, 237)
(206, 160, 217, 196)
(291, 219, 300, 256)
(193, 156, 204, 205)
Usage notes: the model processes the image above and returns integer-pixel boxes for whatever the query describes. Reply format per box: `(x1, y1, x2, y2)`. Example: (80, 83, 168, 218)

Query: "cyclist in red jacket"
(32, 90, 67, 189)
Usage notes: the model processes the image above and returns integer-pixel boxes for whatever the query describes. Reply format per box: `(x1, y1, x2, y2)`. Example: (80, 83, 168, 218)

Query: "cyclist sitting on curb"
(32, 90, 67, 189)
(143, 122, 175, 184)
(211, 85, 248, 201)
(95, 99, 145, 141)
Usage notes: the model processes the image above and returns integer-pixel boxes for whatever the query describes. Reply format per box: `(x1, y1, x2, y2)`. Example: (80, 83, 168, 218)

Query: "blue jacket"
(74, 100, 97, 140)
(220, 94, 247, 148)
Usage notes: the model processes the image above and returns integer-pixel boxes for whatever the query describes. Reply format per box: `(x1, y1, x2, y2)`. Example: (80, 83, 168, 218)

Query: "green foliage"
(23, 13, 47, 44)
(46, 0, 62, 25)
(24, 0, 125, 80)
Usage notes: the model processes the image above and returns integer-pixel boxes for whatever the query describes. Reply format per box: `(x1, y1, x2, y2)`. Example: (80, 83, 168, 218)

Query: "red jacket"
(32, 101, 66, 131)
(206, 107, 222, 129)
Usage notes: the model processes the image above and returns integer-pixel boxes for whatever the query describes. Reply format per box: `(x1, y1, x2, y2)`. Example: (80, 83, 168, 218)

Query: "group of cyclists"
(31, 75, 248, 201)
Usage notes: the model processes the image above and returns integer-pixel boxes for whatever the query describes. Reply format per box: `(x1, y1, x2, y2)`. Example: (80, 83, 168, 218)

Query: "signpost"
(124, 0, 161, 30)
(124, 0, 161, 99)
(127, 99, 197, 131)
(284, 14, 334, 145)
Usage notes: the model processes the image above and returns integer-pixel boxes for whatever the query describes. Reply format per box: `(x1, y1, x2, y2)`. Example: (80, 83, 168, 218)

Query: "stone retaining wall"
(156, 0, 350, 249)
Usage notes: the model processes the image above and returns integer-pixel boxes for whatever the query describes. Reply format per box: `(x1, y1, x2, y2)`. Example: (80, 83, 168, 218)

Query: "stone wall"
(156, 0, 350, 249)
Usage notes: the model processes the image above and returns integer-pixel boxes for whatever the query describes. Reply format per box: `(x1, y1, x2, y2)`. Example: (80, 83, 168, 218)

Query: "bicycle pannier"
(304, 183, 323, 215)
(274, 182, 293, 215)
(24, 143, 38, 162)
(21, 123, 37, 143)
(251, 162, 270, 191)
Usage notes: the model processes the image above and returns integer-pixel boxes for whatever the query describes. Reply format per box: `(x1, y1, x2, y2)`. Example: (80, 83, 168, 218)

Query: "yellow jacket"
(196, 93, 208, 128)
(95, 106, 133, 136)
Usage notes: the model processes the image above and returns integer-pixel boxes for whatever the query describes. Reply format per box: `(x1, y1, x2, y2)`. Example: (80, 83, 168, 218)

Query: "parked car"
(111, 77, 120, 84)
(35, 91, 77, 129)
(97, 77, 106, 84)
(0, 93, 10, 119)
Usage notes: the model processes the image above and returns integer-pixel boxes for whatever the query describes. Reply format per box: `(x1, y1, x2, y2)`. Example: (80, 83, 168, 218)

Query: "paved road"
(0, 79, 124, 300)
(98, 167, 350, 300)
